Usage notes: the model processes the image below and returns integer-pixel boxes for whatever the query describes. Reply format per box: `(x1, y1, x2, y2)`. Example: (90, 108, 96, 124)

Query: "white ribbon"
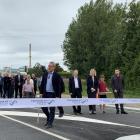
(0, 98, 140, 108)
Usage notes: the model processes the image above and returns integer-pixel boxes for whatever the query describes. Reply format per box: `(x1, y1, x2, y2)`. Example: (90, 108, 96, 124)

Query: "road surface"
(0, 105, 140, 140)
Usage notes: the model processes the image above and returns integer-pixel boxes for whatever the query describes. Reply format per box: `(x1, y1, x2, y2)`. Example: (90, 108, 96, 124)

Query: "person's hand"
(91, 88, 95, 92)
(106, 88, 109, 92)
(114, 89, 117, 93)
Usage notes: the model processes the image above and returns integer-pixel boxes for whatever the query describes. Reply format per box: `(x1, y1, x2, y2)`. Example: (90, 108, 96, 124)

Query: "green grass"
(63, 79, 140, 98)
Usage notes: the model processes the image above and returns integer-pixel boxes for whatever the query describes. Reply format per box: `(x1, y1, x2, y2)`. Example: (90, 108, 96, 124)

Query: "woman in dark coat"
(87, 69, 99, 114)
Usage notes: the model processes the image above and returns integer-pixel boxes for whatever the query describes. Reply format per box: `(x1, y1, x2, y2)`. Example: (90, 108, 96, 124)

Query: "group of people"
(40, 62, 128, 129)
(0, 72, 37, 98)
(0, 61, 128, 129)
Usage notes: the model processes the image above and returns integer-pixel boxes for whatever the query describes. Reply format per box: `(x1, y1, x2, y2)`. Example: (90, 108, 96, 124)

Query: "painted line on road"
(0, 111, 140, 129)
(0, 113, 70, 140)
(107, 105, 140, 111)
(116, 134, 140, 140)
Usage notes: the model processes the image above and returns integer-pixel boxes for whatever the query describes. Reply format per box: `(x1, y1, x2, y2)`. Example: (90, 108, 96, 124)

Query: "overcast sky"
(0, 0, 132, 69)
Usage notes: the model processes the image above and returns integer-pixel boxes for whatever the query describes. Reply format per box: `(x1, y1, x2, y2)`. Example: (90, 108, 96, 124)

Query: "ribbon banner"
(0, 98, 140, 108)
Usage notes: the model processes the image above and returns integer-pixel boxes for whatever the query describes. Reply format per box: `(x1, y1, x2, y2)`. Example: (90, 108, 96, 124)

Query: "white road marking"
(0, 110, 140, 129)
(0, 113, 70, 140)
(33, 106, 140, 115)
(107, 105, 140, 111)
(116, 134, 140, 140)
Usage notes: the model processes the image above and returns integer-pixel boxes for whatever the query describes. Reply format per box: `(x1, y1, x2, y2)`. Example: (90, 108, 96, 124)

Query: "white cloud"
(0, 0, 132, 70)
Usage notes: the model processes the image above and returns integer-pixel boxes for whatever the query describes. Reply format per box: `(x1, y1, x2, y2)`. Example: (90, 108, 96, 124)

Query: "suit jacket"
(69, 76, 82, 94)
(15, 75, 24, 87)
(0, 76, 3, 86)
(40, 72, 61, 97)
(111, 75, 124, 92)
(87, 75, 99, 95)
(32, 77, 37, 90)
(3, 76, 11, 89)
(60, 77, 65, 94)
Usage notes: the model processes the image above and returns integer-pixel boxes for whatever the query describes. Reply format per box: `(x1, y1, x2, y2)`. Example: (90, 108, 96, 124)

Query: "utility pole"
(29, 43, 32, 68)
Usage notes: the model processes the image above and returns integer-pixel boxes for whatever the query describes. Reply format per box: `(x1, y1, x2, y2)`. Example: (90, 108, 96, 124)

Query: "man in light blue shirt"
(41, 62, 62, 129)
(46, 72, 54, 93)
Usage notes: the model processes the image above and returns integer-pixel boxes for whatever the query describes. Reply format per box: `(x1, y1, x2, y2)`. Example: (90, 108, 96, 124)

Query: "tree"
(62, 0, 126, 77)
(121, 0, 140, 87)
(28, 63, 45, 77)
(55, 63, 64, 72)
(62, 0, 140, 89)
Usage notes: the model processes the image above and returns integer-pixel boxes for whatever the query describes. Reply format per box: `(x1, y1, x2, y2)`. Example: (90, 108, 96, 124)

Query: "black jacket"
(87, 76, 99, 95)
(14, 75, 24, 87)
(60, 77, 65, 94)
(69, 76, 82, 93)
(40, 72, 61, 97)
(3, 76, 11, 89)
(32, 77, 37, 90)
(111, 75, 124, 92)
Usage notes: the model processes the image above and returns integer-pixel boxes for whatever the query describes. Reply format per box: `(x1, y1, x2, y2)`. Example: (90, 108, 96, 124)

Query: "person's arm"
(22, 84, 25, 96)
(61, 78, 65, 93)
(122, 76, 125, 90)
(80, 78, 83, 92)
(105, 82, 109, 92)
(96, 78, 99, 94)
(87, 77, 90, 94)
(32, 85, 35, 95)
(69, 78, 72, 94)
(40, 75, 45, 95)
(111, 76, 115, 91)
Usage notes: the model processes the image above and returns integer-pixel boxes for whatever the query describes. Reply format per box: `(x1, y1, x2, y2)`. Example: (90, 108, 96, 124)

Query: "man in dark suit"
(0, 73, 3, 98)
(40, 62, 61, 129)
(57, 77, 65, 117)
(111, 69, 128, 114)
(15, 71, 24, 98)
(87, 69, 99, 114)
(3, 73, 11, 98)
(69, 69, 82, 115)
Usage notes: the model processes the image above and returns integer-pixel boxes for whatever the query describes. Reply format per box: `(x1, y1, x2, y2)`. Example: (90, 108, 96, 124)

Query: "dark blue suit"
(41, 71, 61, 125)
(69, 76, 82, 113)
(14, 75, 24, 98)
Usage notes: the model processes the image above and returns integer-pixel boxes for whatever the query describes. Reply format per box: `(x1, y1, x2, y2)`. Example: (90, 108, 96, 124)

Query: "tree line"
(62, 0, 140, 89)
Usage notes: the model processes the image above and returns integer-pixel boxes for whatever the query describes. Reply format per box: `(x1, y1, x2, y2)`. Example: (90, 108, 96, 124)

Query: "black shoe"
(59, 113, 64, 118)
(121, 111, 128, 114)
(46, 124, 53, 129)
(78, 112, 82, 115)
(103, 111, 106, 114)
(116, 110, 119, 114)
(92, 111, 96, 114)
(44, 122, 48, 126)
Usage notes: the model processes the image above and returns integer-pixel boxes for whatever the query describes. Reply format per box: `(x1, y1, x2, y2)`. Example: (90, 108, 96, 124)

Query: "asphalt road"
(0, 105, 140, 140)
